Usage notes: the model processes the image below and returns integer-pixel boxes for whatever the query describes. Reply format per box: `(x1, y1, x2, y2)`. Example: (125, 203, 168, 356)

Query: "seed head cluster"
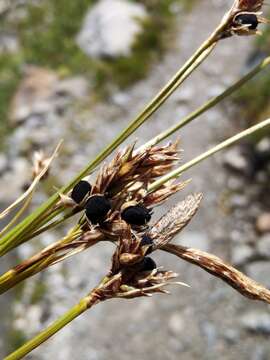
(65, 141, 202, 297)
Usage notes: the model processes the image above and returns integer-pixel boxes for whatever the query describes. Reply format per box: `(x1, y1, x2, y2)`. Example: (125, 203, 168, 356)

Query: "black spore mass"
(121, 205, 152, 226)
(235, 13, 259, 30)
(85, 195, 111, 224)
(71, 180, 92, 203)
(139, 257, 157, 272)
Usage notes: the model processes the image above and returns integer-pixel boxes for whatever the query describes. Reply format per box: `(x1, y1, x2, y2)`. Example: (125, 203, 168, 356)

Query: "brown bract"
(235, 0, 264, 12)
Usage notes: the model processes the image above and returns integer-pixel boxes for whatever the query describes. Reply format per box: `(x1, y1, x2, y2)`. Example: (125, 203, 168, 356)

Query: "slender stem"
(149, 119, 270, 192)
(4, 294, 98, 360)
(0, 20, 226, 256)
(21, 210, 77, 242)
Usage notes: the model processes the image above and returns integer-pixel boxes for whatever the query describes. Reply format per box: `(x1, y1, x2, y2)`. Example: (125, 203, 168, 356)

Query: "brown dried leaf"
(163, 243, 270, 304)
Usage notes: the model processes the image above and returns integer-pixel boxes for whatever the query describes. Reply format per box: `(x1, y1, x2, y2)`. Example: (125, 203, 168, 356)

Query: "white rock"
(231, 244, 253, 266)
(168, 313, 184, 335)
(76, 0, 147, 59)
(14, 305, 43, 334)
(223, 147, 248, 172)
(111, 91, 130, 107)
(256, 138, 270, 153)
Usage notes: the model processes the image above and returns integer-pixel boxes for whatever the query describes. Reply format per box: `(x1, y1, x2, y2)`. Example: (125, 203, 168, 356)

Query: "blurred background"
(0, 0, 270, 359)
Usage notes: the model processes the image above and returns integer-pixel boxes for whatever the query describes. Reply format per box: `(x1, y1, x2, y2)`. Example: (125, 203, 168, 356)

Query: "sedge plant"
(1, 1, 270, 359)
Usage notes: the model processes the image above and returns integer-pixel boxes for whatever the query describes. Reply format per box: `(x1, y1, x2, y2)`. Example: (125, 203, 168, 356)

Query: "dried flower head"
(220, 0, 268, 38)
(61, 141, 188, 245)
(103, 191, 202, 302)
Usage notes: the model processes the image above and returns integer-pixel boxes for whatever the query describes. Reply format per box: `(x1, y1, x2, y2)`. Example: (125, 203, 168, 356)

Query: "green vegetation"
(14, 0, 97, 74)
(235, 26, 270, 125)
(0, 0, 193, 137)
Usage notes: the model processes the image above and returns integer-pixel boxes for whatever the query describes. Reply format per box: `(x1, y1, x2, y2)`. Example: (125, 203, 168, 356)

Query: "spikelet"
(149, 193, 203, 249)
(222, 0, 269, 37)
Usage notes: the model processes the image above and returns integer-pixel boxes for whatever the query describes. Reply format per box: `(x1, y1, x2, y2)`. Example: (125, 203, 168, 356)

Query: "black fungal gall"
(121, 205, 151, 226)
(139, 257, 157, 272)
(71, 180, 91, 204)
(235, 13, 259, 30)
(85, 195, 111, 224)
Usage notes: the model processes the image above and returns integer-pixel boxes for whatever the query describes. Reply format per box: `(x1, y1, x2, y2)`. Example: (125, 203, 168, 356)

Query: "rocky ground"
(1, 0, 270, 359)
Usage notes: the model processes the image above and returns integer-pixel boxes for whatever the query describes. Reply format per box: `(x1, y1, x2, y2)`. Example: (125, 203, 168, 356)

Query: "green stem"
(0, 20, 226, 256)
(4, 295, 96, 360)
(21, 210, 77, 243)
(149, 118, 270, 192)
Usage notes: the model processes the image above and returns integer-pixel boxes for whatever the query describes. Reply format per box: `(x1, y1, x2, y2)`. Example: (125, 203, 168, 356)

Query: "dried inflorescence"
(105, 193, 202, 300)
(220, 0, 269, 38)
(63, 141, 188, 247)
(28, 140, 197, 301)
